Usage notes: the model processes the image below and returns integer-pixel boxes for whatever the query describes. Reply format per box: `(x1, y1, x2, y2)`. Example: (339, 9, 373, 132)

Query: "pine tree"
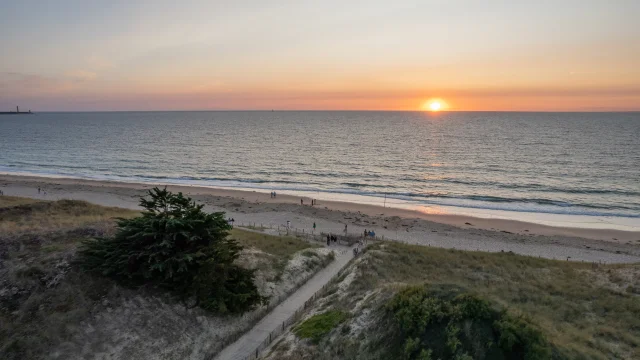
(77, 187, 266, 313)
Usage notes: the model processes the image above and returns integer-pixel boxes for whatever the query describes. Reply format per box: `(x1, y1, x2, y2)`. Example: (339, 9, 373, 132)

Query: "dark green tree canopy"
(77, 187, 266, 313)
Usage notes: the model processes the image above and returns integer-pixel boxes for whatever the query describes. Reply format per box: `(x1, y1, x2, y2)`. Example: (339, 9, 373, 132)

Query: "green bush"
(386, 285, 553, 360)
(76, 187, 266, 313)
(294, 310, 349, 343)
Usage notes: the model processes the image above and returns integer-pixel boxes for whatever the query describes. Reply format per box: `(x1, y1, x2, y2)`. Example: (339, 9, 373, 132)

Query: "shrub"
(76, 187, 266, 313)
(386, 285, 554, 360)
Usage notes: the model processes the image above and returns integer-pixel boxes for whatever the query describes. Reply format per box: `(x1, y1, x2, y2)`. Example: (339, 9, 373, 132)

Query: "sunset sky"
(1, 0, 639, 111)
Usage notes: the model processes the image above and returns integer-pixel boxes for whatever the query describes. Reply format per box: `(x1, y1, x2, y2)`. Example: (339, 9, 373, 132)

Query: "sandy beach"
(1, 174, 639, 263)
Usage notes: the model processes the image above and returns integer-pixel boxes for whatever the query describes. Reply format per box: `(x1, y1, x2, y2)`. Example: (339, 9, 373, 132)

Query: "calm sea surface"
(1, 111, 639, 228)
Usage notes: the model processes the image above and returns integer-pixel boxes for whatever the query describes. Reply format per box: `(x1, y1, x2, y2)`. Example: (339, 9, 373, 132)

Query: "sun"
(422, 99, 448, 112)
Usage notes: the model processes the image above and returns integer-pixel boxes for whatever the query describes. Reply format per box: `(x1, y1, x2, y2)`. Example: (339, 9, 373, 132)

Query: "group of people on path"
(37, 186, 47, 196)
(301, 198, 318, 206)
(227, 217, 235, 228)
(326, 233, 338, 246)
(363, 229, 375, 239)
(270, 191, 277, 198)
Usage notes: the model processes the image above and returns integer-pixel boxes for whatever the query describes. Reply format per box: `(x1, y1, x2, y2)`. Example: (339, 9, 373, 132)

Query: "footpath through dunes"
(214, 242, 357, 360)
(262, 242, 640, 360)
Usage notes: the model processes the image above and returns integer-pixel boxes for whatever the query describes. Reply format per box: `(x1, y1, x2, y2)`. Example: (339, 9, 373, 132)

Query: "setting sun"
(422, 99, 448, 112)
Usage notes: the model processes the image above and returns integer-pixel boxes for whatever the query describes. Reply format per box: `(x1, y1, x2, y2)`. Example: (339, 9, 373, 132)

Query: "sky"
(1, 0, 639, 111)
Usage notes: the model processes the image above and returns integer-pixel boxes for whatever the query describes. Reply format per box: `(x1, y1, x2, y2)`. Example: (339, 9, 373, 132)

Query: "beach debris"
(465, 222, 473, 226)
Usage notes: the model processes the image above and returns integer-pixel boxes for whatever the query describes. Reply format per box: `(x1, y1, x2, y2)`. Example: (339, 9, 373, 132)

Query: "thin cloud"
(65, 70, 98, 81)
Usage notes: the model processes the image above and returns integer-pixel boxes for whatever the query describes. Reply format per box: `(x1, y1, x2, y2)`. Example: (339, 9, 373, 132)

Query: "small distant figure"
(43, 191, 47, 196)
(273, 191, 277, 198)
(369, 230, 375, 238)
(270, 191, 274, 198)
(313, 222, 316, 232)
(230, 218, 235, 228)
(287, 220, 291, 229)
(301, 199, 304, 206)
(326, 234, 330, 246)
(38, 186, 41, 194)
(353, 247, 359, 257)
(364, 229, 368, 238)
(344, 224, 348, 234)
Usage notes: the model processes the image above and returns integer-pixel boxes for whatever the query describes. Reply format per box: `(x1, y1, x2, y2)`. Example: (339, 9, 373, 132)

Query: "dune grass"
(0, 196, 42, 208)
(231, 228, 318, 258)
(354, 242, 640, 359)
(0, 196, 139, 235)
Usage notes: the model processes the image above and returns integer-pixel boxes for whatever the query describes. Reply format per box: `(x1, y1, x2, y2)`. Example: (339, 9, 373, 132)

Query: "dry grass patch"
(0, 197, 138, 235)
(0, 197, 139, 360)
(231, 228, 318, 258)
(0, 196, 42, 209)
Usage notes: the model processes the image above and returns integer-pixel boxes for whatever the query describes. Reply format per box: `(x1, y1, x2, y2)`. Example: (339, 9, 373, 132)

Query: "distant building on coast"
(0, 106, 33, 115)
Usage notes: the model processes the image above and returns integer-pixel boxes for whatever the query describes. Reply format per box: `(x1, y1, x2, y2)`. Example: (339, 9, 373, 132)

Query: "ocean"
(1, 111, 639, 230)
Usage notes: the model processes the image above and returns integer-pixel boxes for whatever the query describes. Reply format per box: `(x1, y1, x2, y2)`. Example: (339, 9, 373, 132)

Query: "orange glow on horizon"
(422, 98, 449, 112)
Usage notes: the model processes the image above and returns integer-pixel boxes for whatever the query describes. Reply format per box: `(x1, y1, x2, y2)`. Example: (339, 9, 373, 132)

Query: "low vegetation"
(231, 228, 318, 258)
(294, 310, 349, 344)
(0, 193, 325, 360)
(386, 285, 551, 360)
(0, 195, 138, 234)
(268, 242, 640, 360)
(360, 243, 640, 359)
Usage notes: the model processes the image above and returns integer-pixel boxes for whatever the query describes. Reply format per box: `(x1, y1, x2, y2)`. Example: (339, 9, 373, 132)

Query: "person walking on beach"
(301, 199, 304, 206)
(326, 234, 330, 246)
(313, 222, 316, 233)
(344, 224, 348, 235)
(38, 186, 41, 194)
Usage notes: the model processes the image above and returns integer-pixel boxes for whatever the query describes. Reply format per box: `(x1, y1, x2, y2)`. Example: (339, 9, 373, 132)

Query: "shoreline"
(1, 170, 637, 232)
(1, 173, 638, 242)
(1, 174, 640, 263)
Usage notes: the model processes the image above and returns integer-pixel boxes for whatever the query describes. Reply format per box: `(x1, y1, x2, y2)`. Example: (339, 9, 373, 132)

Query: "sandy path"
(214, 243, 354, 360)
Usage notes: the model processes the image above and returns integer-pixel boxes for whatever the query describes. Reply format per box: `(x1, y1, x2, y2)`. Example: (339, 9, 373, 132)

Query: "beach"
(2, 174, 639, 264)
